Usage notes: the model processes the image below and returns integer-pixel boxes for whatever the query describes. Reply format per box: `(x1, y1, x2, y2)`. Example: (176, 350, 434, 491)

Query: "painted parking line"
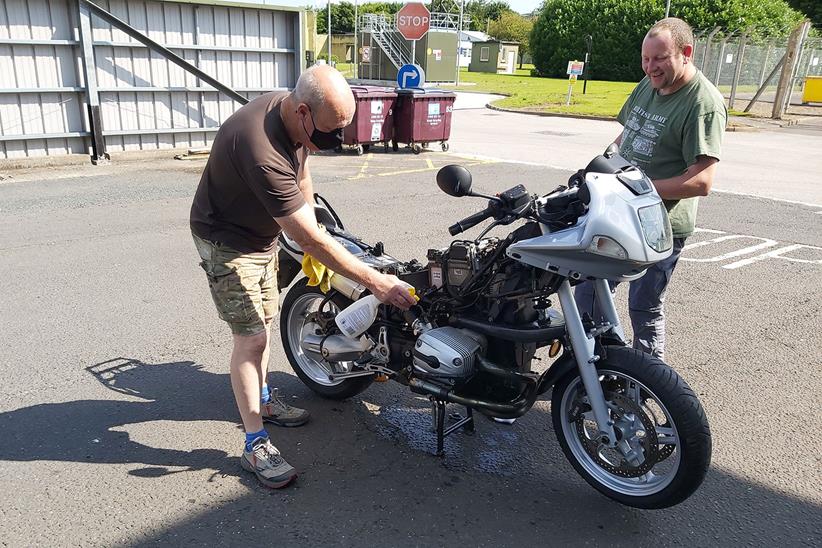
(346, 152, 498, 180)
(683, 228, 822, 270)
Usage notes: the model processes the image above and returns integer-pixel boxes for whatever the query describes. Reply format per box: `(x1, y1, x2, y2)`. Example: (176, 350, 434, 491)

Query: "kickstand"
(431, 397, 475, 457)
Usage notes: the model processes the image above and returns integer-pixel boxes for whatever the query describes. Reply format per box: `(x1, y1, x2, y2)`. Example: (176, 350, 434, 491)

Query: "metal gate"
(0, 0, 304, 160)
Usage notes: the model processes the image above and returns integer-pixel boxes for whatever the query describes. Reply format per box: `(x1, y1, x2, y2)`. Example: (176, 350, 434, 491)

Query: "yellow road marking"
(374, 159, 497, 178)
(349, 152, 374, 180)
(425, 159, 434, 169)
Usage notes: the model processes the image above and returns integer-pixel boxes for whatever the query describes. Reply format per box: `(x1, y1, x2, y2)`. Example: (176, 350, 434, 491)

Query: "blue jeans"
(573, 238, 686, 360)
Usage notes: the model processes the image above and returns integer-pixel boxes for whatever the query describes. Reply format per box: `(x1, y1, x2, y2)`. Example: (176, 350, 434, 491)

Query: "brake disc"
(571, 392, 660, 478)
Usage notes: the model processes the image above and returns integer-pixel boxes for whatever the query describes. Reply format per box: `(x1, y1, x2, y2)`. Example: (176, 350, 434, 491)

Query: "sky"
(251, 0, 542, 16)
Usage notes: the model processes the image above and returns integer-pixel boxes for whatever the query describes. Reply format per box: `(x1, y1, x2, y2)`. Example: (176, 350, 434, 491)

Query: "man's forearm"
(652, 158, 717, 200)
(300, 233, 378, 288)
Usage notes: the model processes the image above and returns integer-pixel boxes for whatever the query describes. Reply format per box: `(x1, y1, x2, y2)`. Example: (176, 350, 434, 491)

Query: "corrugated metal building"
(0, 0, 305, 160)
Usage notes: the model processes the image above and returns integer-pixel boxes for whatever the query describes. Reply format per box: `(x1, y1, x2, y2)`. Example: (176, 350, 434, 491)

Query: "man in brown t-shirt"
(190, 66, 416, 489)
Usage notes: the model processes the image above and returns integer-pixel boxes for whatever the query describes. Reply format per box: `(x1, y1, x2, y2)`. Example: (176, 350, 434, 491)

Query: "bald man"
(190, 65, 416, 488)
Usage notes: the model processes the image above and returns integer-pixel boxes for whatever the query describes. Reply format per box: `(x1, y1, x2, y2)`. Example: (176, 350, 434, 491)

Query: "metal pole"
(77, 0, 108, 164)
(354, 0, 358, 77)
(744, 55, 784, 112)
(327, 0, 331, 64)
(729, 34, 747, 110)
(583, 34, 592, 94)
(665, 0, 671, 18)
(714, 34, 730, 85)
(759, 41, 772, 87)
(703, 27, 721, 73)
(455, 0, 464, 86)
(80, 0, 247, 105)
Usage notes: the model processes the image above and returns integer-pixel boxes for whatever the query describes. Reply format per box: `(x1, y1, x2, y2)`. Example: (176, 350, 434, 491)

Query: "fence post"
(783, 23, 813, 111)
(713, 33, 731, 85)
(702, 27, 721, 73)
(729, 34, 747, 110)
(772, 21, 811, 119)
(759, 41, 772, 87)
(77, 0, 109, 165)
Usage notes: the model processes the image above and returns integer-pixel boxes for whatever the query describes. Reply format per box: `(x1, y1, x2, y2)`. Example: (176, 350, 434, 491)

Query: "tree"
(786, 0, 822, 26)
(316, 2, 356, 34)
(530, 0, 805, 82)
(465, 0, 512, 32)
(488, 12, 533, 67)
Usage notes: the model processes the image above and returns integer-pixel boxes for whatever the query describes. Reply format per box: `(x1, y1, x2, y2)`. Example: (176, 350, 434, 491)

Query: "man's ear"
(683, 44, 694, 62)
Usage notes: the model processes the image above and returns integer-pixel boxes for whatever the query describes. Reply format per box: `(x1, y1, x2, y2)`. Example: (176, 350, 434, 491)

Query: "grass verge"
(443, 68, 636, 118)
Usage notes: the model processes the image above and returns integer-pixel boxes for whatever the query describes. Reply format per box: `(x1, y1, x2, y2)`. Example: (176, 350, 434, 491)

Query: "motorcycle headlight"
(638, 203, 673, 253)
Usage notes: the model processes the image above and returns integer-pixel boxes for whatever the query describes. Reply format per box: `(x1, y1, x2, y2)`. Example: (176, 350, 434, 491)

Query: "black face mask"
(301, 107, 343, 150)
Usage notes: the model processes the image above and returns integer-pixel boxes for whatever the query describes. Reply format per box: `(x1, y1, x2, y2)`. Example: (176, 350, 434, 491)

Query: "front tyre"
(280, 278, 374, 399)
(551, 346, 711, 509)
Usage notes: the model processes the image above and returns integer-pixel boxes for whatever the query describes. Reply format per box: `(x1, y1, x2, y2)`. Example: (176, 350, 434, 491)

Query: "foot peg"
(430, 397, 475, 457)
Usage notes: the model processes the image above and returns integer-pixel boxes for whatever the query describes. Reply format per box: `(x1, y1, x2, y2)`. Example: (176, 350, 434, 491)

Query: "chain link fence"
(693, 25, 821, 113)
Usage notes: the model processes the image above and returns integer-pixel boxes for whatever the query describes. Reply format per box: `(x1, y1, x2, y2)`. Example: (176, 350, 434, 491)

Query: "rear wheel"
(551, 346, 711, 509)
(280, 279, 374, 399)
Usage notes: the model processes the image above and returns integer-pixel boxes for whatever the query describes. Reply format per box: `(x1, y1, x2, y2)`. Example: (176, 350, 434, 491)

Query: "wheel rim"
(559, 369, 682, 496)
(286, 292, 349, 386)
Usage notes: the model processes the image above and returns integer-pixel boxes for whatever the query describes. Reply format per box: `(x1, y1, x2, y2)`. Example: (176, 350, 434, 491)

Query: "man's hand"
(369, 273, 417, 310)
(276, 204, 416, 310)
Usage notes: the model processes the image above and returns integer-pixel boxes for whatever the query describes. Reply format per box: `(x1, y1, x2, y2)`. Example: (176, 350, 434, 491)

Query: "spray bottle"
(335, 285, 418, 339)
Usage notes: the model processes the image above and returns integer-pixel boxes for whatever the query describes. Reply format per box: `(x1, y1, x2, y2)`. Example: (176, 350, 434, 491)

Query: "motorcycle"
(276, 147, 712, 509)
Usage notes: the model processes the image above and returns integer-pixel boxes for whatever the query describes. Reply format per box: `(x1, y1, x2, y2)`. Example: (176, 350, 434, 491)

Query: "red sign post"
(396, 3, 430, 41)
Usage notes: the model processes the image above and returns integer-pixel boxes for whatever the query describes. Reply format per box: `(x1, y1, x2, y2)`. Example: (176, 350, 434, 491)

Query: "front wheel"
(551, 346, 711, 509)
(280, 278, 374, 399)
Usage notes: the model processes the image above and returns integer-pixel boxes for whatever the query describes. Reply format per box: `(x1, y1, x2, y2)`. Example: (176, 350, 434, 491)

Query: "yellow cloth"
(302, 254, 334, 293)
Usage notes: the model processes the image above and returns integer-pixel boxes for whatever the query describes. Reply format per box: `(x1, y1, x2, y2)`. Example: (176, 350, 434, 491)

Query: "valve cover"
(412, 327, 485, 378)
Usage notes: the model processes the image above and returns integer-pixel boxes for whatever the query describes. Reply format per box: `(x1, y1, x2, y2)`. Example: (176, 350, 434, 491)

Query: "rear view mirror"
(436, 165, 473, 197)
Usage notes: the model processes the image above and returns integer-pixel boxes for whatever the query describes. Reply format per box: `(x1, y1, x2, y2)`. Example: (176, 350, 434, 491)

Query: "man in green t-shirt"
(576, 17, 727, 359)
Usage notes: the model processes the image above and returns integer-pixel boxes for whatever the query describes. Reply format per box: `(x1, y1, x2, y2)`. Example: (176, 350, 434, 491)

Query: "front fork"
(556, 279, 620, 446)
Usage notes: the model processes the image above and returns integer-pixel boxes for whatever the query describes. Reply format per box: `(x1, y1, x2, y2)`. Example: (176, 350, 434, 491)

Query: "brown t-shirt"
(190, 92, 309, 253)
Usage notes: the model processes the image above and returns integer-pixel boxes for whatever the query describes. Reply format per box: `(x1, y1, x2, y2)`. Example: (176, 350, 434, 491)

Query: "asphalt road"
(0, 117, 820, 547)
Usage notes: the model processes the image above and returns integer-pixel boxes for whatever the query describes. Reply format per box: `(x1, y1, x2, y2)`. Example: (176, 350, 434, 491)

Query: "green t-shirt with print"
(617, 70, 727, 238)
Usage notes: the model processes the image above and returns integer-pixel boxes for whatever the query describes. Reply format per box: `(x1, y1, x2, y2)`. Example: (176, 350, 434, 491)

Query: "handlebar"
(449, 207, 495, 236)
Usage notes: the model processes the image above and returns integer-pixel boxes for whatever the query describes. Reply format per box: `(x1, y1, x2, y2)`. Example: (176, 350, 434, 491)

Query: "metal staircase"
(360, 14, 412, 69)
(359, 12, 466, 70)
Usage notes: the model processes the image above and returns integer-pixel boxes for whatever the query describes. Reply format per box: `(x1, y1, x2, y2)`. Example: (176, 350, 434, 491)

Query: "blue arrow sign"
(397, 63, 425, 89)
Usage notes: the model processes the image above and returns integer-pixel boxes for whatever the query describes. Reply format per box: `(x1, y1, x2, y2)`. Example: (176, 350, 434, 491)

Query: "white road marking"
(682, 235, 780, 262)
(722, 244, 822, 270)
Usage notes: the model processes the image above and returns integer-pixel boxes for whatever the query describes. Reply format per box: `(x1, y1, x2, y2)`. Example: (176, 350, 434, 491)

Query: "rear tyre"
(280, 278, 374, 399)
(551, 346, 711, 509)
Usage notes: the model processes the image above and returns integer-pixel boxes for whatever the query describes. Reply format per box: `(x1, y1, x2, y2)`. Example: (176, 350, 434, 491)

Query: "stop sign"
(396, 3, 430, 41)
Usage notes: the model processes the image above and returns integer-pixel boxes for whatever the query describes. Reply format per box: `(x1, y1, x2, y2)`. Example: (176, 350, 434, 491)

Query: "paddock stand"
(430, 396, 475, 457)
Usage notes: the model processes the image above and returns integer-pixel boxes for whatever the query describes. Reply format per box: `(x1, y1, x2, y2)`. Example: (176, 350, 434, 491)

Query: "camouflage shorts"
(192, 232, 279, 337)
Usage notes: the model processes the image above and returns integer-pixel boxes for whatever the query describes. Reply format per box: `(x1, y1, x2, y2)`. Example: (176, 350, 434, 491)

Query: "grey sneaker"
(262, 389, 310, 427)
(241, 437, 297, 489)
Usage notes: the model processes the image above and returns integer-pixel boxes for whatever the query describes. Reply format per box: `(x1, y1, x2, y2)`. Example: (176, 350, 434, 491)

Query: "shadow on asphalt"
(0, 357, 819, 546)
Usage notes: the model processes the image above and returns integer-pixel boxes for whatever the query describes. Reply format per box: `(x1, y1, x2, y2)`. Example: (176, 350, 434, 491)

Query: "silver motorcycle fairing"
(506, 172, 673, 282)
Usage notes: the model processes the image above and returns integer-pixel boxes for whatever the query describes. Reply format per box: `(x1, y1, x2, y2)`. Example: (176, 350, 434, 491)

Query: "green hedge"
(530, 0, 805, 82)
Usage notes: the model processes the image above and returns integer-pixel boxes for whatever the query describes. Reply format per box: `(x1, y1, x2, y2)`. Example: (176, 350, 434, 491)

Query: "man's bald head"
(292, 65, 355, 130)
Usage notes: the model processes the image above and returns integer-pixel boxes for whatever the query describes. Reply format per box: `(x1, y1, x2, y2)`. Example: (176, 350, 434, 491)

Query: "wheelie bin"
(392, 88, 456, 154)
(340, 86, 397, 155)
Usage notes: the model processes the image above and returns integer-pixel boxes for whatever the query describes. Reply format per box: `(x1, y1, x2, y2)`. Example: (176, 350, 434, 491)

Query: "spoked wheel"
(280, 279, 373, 399)
(551, 346, 711, 509)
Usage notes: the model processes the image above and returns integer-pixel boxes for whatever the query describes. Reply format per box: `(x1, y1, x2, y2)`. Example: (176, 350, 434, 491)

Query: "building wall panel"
(0, 0, 302, 159)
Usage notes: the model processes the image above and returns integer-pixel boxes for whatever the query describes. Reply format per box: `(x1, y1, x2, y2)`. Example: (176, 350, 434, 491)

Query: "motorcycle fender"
(277, 247, 303, 291)
(537, 351, 576, 395)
